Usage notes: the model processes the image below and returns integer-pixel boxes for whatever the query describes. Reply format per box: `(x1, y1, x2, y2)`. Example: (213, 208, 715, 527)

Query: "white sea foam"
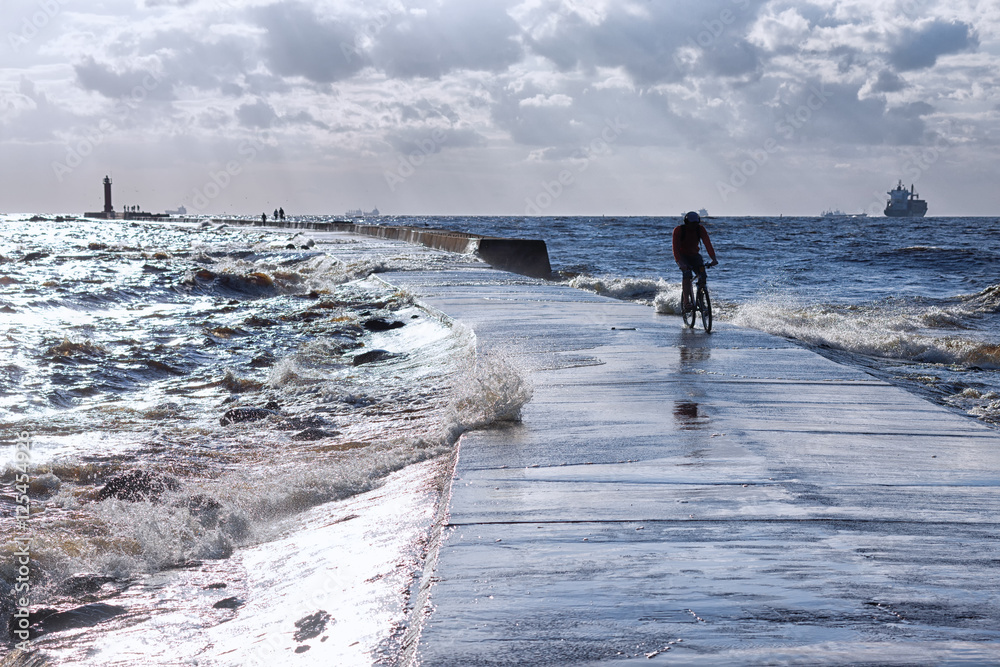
(729, 293, 1000, 369)
(444, 344, 534, 440)
(653, 289, 684, 315)
(568, 274, 675, 303)
(15, 312, 534, 594)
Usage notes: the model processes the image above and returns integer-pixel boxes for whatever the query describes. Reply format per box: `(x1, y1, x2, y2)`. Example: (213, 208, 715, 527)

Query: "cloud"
(74, 57, 175, 102)
(1, 0, 999, 214)
(146, 30, 252, 95)
(385, 125, 485, 155)
(520, 93, 573, 108)
(254, 3, 369, 83)
(524, 0, 766, 85)
(889, 20, 978, 71)
(236, 99, 278, 128)
(370, 0, 524, 79)
(869, 70, 907, 94)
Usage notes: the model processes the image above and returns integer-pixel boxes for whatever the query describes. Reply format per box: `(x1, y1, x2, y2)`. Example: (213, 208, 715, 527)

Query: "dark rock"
(204, 582, 227, 590)
(27, 603, 127, 637)
(97, 470, 180, 502)
(295, 646, 311, 653)
(352, 349, 393, 366)
(220, 407, 279, 426)
(250, 353, 276, 368)
(293, 611, 332, 642)
(54, 574, 117, 598)
(213, 596, 244, 609)
(276, 414, 329, 430)
(21, 252, 49, 262)
(362, 318, 405, 332)
(244, 315, 278, 328)
(291, 428, 341, 441)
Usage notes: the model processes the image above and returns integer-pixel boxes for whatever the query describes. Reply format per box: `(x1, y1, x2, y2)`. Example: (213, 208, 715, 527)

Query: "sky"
(1, 0, 998, 216)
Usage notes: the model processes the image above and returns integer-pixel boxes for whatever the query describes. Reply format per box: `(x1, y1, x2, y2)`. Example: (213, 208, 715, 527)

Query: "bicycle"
(681, 264, 713, 333)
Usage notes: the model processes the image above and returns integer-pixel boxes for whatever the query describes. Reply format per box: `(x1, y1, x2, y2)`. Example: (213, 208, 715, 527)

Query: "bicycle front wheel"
(698, 285, 713, 333)
(682, 285, 696, 328)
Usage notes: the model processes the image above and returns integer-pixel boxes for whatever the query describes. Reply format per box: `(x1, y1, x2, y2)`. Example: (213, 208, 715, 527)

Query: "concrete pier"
(204, 219, 553, 279)
(373, 259, 1000, 664)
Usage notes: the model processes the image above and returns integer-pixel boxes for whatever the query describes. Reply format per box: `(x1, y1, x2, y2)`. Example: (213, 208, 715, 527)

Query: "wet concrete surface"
(381, 266, 1000, 665)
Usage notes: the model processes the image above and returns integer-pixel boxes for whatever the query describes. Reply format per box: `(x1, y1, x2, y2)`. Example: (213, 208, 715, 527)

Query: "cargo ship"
(884, 180, 927, 217)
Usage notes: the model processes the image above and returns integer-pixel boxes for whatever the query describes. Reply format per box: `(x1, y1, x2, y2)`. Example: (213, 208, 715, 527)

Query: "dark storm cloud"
(870, 69, 907, 93)
(526, 0, 765, 84)
(0, 76, 76, 142)
(254, 2, 368, 83)
(234, 99, 327, 130)
(370, 0, 523, 78)
(772, 81, 932, 146)
(146, 31, 251, 93)
(700, 38, 761, 78)
(236, 99, 278, 128)
(889, 20, 978, 71)
(74, 56, 175, 101)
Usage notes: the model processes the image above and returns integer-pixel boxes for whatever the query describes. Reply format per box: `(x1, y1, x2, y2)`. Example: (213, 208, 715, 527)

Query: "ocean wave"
(45, 338, 107, 360)
(893, 245, 974, 254)
(961, 283, 1000, 314)
(568, 275, 677, 303)
(0, 301, 535, 606)
(729, 295, 1000, 369)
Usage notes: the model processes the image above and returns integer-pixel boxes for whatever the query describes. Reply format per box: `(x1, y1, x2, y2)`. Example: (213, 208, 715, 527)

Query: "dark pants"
(679, 253, 706, 283)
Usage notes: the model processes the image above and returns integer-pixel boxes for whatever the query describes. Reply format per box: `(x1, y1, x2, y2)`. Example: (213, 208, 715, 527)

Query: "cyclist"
(672, 211, 718, 310)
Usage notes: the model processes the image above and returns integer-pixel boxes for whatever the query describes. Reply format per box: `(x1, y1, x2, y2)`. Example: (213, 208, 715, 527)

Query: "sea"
(1, 212, 999, 664)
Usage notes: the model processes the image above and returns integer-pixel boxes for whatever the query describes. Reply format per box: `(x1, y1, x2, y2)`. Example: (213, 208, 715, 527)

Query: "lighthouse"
(103, 175, 114, 215)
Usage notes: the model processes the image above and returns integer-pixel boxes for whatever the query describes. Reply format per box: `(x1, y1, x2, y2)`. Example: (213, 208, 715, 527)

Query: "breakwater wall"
(212, 219, 553, 279)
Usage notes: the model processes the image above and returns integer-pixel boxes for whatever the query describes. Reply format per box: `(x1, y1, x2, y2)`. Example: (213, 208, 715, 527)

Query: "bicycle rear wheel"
(698, 284, 713, 333)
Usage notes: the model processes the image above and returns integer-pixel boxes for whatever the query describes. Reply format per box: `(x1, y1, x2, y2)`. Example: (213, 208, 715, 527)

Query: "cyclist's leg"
(692, 254, 707, 288)
(681, 266, 694, 309)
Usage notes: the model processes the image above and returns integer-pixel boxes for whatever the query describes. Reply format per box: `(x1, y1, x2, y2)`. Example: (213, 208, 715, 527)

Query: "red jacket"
(672, 224, 716, 266)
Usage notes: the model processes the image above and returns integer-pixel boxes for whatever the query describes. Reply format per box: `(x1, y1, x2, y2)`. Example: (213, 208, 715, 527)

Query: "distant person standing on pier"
(261, 212, 267, 224)
(672, 211, 718, 308)
(279, 207, 285, 221)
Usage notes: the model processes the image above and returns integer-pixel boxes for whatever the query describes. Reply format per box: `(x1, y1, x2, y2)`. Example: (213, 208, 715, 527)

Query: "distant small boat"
(821, 209, 867, 218)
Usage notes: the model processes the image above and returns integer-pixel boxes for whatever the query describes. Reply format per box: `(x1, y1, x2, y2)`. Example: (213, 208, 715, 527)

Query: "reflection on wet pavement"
(673, 400, 709, 430)
(678, 343, 711, 370)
